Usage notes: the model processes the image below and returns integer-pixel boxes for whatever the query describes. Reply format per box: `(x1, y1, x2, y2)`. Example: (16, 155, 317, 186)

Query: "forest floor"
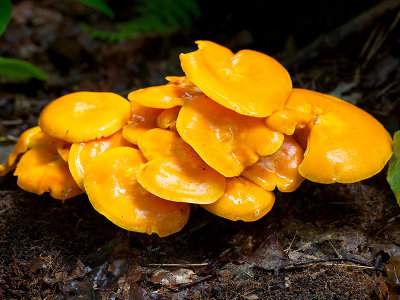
(1, 1, 400, 299)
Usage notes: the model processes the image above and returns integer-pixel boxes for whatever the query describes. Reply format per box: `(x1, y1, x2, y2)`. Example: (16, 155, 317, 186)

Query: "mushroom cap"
(156, 106, 181, 131)
(128, 76, 202, 109)
(201, 177, 275, 222)
(122, 102, 163, 145)
(39, 91, 131, 143)
(180, 40, 292, 117)
(68, 130, 132, 191)
(83, 146, 190, 237)
(267, 88, 393, 183)
(176, 95, 284, 177)
(0, 126, 41, 176)
(242, 135, 305, 192)
(137, 128, 226, 204)
(14, 145, 82, 200)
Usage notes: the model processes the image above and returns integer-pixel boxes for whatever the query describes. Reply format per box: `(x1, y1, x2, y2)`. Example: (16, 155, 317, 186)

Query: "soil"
(1, 1, 400, 299)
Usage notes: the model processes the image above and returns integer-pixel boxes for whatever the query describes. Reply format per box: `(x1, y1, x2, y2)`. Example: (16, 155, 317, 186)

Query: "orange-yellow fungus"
(56, 140, 71, 162)
(176, 95, 284, 177)
(156, 106, 181, 131)
(122, 102, 163, 145)
(180, 40, 292, 117)
(128, 76, 202, 109)
(242, 135, 305, 192)
(266, 88, 393, 183)
(39, 91, 130, 143)
(201, 177, 275, 221)
(14, 145, 82, 200)
(68, 130, 131, 191)
(0, 126, 41, 176)
(84, 147, 190, 237)
(137, 128, 226, 204)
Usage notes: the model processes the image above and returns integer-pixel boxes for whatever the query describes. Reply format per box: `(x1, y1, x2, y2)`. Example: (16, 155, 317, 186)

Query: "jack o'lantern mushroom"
(201, 176, 275, 222)
(176, 95, 284, 177)
(68, 130, 132, 191)
(128, 76, 202, 109)
(0, 126, 41, 176)
(242, 135, 305, 192)
(180, 40, 292, 117)
(137, 128, 226, 204)
(266, 88, 393, 183)
(83, 146, 190, 237)
(13, 132, 82, 200)
(122, 102, 163, 145)
(39, 91, 131, 143)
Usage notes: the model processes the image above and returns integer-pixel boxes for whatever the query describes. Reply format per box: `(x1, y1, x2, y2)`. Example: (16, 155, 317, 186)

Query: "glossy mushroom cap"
(242, 135, 305, 192)
(39, 92, 130, 143)
(201, 177, 275, 222)
(137, 128, 226, 204)
(68, 130, 132, 191)
(176, 95, 284, 177)
(266, 88, 393, 183)
(128, 76, 202, 109)
(84, 147, 190, 237)
(122, 102, 163, 145)
(14, 132, 82, 200)
(180, 40, 292, 117)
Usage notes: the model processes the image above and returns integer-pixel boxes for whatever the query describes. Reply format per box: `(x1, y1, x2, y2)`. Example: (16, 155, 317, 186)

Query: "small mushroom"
(68, 130, 132, 191)
(242, 135, 305, 192)
(39, 92, 131, 143)
(266, 88, 393, 183)
(14, 139, 82, 200)
(83, 146, 190, 237)
(176, 95, 284, 177)
(201, 177, 275, 221)
(180, 40, 292, 117)
(122, 102, 163, 145)
(156, 106, 181, 131)
(0, 126, 41, 176)
(128, 76, 202, 109)
(137, 128, 226, 204)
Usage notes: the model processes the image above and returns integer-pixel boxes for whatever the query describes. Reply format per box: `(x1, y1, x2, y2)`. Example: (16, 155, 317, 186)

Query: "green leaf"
(0, 57, 48, 81)
(387, 131, 400, 204)
(0, 0, 12, 36)
(75, 0, 114, 18)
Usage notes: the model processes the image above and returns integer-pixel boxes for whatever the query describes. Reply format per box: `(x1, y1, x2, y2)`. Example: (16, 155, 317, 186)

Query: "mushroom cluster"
(0, 41, 393, 237)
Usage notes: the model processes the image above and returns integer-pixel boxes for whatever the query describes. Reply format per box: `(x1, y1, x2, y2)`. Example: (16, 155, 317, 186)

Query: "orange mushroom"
(266, 88, 393, 183)
(56, 139, 71, 162)
(128, 76, 202, 109)
(201, 177, 275, 222)
(68, 130, 132, 191)
(137, 128, 226, 204)
(180, 40, 292, 117)
(156, 106, 181, 131)
(122, 102, 163, 145)
(14, 136, 82, 200)
(0, 126, 41, 176)
(39, 91, 131, 143)
(242, 135, 305, 192)
(83, 146, 190, 237)
(176, 95, 284, 177)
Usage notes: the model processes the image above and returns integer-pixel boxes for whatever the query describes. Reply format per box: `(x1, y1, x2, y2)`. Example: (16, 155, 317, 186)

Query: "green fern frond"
(83, 0, 201, 42)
